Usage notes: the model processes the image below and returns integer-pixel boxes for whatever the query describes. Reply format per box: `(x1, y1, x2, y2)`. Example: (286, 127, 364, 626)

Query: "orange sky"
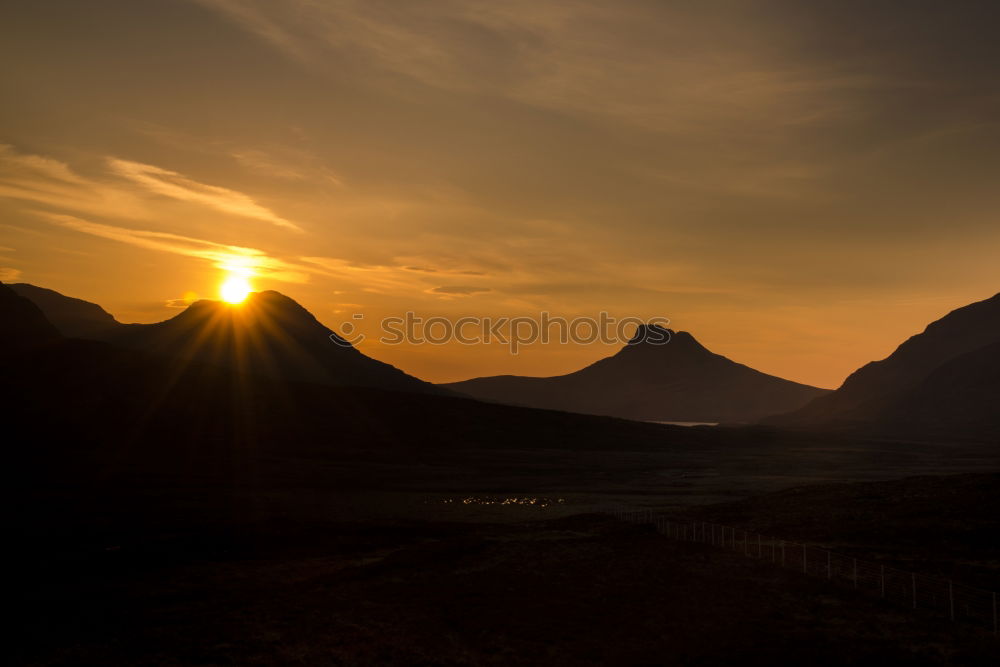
(2, 1, 999, 389)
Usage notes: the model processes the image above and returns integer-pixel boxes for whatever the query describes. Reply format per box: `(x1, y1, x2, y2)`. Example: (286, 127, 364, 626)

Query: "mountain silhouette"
(10, 283, 122, 338)
(106, 290, 445, 394)
(1, 282, 712, 482)
(442, 324, 829, 423)
(14, 285, 443, 395)
(0, 282, 61, 352)
(769, 292, 1000, 438)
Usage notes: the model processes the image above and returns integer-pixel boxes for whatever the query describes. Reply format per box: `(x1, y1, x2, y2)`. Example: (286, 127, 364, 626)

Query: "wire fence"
(601, 506, 998, 636)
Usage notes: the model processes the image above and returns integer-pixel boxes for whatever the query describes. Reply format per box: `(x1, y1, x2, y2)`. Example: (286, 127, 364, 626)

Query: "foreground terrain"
(13, 465, 1000, 666)
(14, 511, 999, 666)
(5, 283, 999, 664)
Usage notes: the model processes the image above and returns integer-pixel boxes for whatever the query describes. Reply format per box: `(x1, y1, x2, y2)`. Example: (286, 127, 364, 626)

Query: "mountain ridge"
(13, 285, 444, 396)
(443, 326, 829, 423)
(767, 291, 1000, 438)
(10, 283, 122, 338)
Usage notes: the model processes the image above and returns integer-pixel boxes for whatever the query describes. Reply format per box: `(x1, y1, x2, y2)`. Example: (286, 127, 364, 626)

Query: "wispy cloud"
(164, 291, 200, 309)
(429, 285, 491, 296)
(194, 0, 872, 134)
(0, 145, 303, 232)
(35, 213, 495, 298)
(107, 158, 303, 232)
(299, 256, 434, 294)
(403, 265, 487, 276)
(0, 145, 149, 220)
(230, 148, 344, 187)
(43, 213, 310, 283)
(0, 267, 21, 281)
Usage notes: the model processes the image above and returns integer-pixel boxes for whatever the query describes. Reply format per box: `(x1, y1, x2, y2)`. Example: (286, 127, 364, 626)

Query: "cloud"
(107, 158, 302, 232)
(0, 145, 150, 220)
(193, 0, 873, 135)
(404, 265, 487, 276)
(299, 256, 426, 294)
(43, 213, 311, 283)
(164, 291, 200, 308)
(230, 148, 344, 187)
(429, 285, 491, 295)
(0, 145, 302, 232)
(33, 212, 496, 298)
(0, 267, 22, 281)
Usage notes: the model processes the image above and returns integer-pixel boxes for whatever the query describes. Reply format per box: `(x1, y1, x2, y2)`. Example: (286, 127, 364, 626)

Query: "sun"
(220, 275, 253, 304)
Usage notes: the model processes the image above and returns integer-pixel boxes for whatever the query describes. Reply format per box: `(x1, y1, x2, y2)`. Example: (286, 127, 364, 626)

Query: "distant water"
(651, 421, 718, 427)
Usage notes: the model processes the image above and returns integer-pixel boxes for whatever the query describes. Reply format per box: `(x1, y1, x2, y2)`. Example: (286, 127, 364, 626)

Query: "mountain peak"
(12, 283, 441, 395)
(627, 323, 672, 345)
(177, 290, 334, 339)
(104, 288, 441, 394)
(623, 325, 710, 357)
(444, 321, 827, 423)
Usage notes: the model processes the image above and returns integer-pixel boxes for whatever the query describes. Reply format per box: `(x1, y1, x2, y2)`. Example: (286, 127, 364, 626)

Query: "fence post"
(853, 559, 857, 588)
(949, 581, 954, 621)
(803, 545, 807, 574)
(781, 541, 785, 567)
(881, 565, 885, 598)
(993, 591, 997, 635)
(827, 551, 832, 579)
(912, 573, 917, 609)
(772, 538, 776, 564)
(758, 534, 762, 558)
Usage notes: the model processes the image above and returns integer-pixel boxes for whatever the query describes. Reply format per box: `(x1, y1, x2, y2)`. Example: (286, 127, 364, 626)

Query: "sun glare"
(220, 275, 253, 304)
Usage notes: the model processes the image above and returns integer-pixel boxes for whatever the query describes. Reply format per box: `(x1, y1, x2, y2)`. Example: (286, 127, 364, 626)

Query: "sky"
(1, 0, 999, 388)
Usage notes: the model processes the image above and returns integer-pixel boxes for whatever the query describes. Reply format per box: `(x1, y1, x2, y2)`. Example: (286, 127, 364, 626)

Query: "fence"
(602, 507, 998, 635)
